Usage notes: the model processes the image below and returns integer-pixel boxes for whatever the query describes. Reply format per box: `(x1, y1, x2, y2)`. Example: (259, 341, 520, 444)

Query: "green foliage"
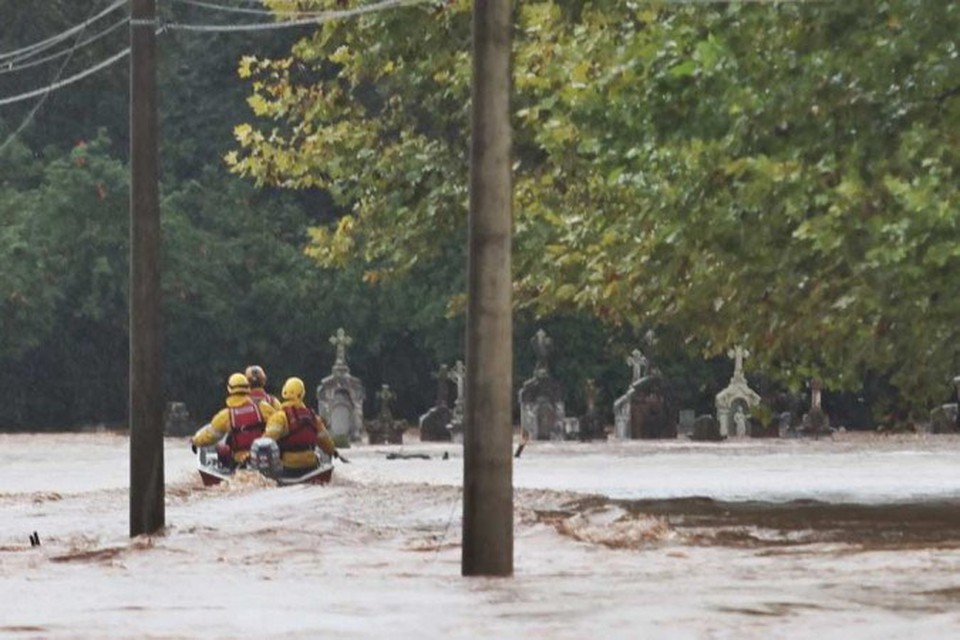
(0, 133, 130, 424)
(230, 0, 960, 414)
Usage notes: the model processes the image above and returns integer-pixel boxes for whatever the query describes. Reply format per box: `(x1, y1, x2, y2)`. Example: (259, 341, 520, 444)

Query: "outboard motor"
(250, 437, 282, 478)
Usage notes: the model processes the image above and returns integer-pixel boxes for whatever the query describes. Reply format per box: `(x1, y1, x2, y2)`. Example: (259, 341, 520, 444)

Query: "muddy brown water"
(557, 496, 960, 549)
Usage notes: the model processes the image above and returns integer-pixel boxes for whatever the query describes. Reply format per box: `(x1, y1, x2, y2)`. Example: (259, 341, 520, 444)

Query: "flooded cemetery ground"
(1, 431, 959, 638)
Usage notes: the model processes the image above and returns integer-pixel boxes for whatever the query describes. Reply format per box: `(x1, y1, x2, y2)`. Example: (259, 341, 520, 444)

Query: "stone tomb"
(163, 401, 192, 437)
(368, 384, 404, 445)
(614, 349, 676, 439)
(715, 346, 760, 438)
(677, 409, 696, 438)
(518, 330, 566, 440)
(316, 327, 365, 442)
(447, 360, 466, 443)
(928, 375, 960, 434)
(800, 378, 831, 437)
(578, 379, 605, 441)
(418, 364, 455, 442)
(690, 414, 722, 441)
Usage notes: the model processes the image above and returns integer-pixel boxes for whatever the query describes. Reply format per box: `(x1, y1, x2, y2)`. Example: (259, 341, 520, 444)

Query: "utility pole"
(462, 0, 513, 576)
(129, 0, 164, 537)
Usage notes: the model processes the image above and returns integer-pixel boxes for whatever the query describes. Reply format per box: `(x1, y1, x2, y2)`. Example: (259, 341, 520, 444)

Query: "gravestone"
(614, 349, 676, 439)
(930, 405, 959, 434)
(928, 375, 960, 434)
(801, 379, 831, 437)
(418, 364, 454, 442)
(715, 346, 761, 438)
(749, 416, 778, 438)
(578, 379, 606, 441)
(518, 329, 566, 440)
(629, 375, 676, 439)
(316, 327, 365, 442)
(447, 360, 465, 442)
(770, 391, 804, 434)
(690, 415, 722, 441)
(368, 384, 404, 445)
(163, 401, 191, 436)
(677, 409, 696, 438)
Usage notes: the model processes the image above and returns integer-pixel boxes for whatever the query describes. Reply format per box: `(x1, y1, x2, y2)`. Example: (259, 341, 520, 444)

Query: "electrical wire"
(0, 0, 419, 109)
(0, 17, 129, 77)
(168, 0, 347, 17)
(163, 0, 432, 32)
(0, 48, 130, 109)
(0, 4, 117, 154)
(0, 0, 126, 63)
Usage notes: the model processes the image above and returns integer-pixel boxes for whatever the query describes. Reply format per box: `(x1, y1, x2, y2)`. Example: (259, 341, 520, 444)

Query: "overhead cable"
(0, 48, 130, 108)
(164, 0, 432, 32)
(0, 17, 129, 76)
(0, 0, 126, 63)
(168, 0, 343, 17)
(0, 4, 108, 153)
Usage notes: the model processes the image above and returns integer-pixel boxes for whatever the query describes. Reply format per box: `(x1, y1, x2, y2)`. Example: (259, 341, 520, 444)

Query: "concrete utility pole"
(129, 0, 164, 537)
(462, 0, 513, 576)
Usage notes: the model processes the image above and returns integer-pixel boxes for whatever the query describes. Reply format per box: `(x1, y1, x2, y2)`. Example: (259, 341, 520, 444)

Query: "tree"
(229, 0, 960, 414)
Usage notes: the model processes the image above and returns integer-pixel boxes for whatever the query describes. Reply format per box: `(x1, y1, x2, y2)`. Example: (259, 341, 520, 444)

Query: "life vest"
(250, 388, 278, 406)
(280, 405, 319, 452)
(228, 402, 265, 451)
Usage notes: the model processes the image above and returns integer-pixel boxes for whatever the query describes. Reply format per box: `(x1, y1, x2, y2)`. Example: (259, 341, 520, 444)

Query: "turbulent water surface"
(1, 432, 959, 639)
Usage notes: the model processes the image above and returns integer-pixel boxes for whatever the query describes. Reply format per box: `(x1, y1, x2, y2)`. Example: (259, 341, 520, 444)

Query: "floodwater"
(555, 495, 960, 549)
(1, 431, 959, 638)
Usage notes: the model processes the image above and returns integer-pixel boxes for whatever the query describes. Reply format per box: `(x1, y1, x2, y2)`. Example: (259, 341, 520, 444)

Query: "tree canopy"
(229, 0, 960, 413)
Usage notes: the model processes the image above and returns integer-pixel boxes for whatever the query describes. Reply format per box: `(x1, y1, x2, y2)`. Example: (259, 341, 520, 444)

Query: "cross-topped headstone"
(376, 384, 396, 420)
(531, 329, 553, 378)
(330, 328, 353, 369)
(452, 360, 466, 405)
(585, 379, 597, 412)
(727, 345, 749, 382)
(626, 349, 649, 383)
(433, 364, 452, 407)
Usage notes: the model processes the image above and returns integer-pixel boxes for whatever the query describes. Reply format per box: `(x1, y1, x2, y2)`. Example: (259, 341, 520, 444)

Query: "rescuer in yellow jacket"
(261, 376, 339, 472)
(191, 372, 277, 466)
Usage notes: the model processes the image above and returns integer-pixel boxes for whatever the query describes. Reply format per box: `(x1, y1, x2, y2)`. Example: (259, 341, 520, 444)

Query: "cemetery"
(196, 325, 959, 446)
(3, 1, 958, 638)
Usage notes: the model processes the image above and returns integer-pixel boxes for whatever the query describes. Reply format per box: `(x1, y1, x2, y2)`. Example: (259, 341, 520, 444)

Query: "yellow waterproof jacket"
(264, 399, 337, 469)
(191, 394, 276, 462)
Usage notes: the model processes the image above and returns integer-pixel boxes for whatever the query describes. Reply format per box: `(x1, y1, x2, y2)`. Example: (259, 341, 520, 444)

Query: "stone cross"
(585, 379, 597, 412)
(626, 349, 648, 383)
(330, 328, 353, 368)
(376, 384, 396, 421)
(810, 378, 822, 409)
(728, 345, 749, 382)
(531, 329, 552, 378)
(452, 360, 466, 406)
(433, 364, 451, 407)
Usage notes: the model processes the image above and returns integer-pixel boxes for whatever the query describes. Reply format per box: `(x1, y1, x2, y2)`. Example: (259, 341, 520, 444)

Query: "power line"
(0, 4, 114, 154)
(0, 0, 421, 108)
(0, 48, 130, 109)
(0, 17, 129, 77)
(0, 0, 126, 63)
(168, 0, 348, 17)
(163, 0, 433, 32)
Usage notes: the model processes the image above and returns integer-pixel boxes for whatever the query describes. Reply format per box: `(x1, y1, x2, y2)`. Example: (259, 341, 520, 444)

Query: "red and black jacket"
(280, 405, 319, 452)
